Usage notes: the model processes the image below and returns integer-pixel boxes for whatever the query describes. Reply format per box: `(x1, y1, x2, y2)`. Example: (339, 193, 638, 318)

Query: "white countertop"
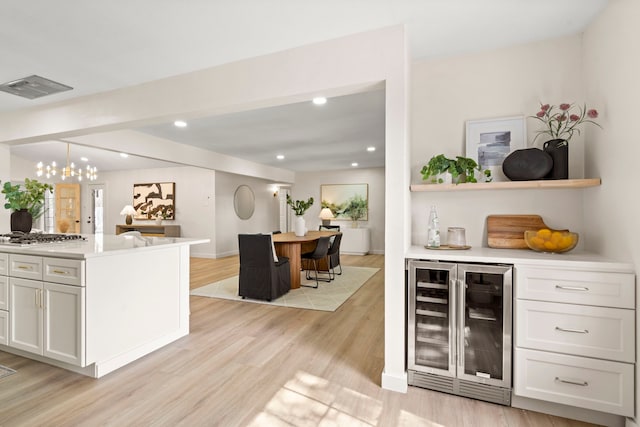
(0, 234, 210, 259)
(407, 245, 635, 273)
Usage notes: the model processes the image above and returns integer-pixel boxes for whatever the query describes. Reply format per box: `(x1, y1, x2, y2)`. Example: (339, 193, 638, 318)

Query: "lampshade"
(319, 208, 335, 226)
(120, 205, 136, 225)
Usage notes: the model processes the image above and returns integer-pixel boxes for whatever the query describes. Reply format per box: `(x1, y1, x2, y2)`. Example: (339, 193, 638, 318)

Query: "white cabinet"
(0, 253, 8, 345)
(341, 227, 370, 255)
(6, 254, 85, 367)
(514, 265, 635, 417)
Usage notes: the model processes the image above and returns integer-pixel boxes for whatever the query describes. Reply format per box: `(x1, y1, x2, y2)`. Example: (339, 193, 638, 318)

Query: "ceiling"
(1, 0, 608, 173)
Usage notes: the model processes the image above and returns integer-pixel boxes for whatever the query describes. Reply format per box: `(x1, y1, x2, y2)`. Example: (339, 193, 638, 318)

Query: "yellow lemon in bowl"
(525, 229, 579, 253)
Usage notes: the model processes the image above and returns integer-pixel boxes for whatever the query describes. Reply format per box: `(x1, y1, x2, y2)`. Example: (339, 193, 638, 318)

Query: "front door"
(55, 183, 81, 233)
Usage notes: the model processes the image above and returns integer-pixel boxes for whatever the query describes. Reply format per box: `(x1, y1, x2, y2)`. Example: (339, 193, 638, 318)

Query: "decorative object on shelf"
(133, 182, 175, 220)
(502, 148, 553, 181)
(466, 116, 526, 182)
(542, 139, 569, 180)
(1, 178, 53, 232)
(319, 207, 335, 226)
(286, 194, 314, 236)
(524, 229, 579, 253)
(530, 103, 602, 180)
(120, 205, 136, 225)
(36, 141, 97, 181)
(421, 155, 492, 184)
(320, 183, 369, 221)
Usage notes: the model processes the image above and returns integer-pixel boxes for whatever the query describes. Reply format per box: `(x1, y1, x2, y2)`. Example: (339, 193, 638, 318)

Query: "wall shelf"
(410, 178, 601, 192)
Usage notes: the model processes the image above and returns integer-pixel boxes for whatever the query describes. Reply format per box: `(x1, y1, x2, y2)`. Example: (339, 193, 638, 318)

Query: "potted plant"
(286, 194, 314, 236)
(1, 178, 54, 232)
(344, 194, 368, 228)
(421, 155, 491, 184)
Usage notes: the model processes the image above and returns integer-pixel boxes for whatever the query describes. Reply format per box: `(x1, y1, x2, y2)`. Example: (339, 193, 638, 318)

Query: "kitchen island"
(0, 234, 208, 378)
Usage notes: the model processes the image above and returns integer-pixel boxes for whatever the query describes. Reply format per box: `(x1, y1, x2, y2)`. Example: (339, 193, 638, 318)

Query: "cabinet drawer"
(516, 266, 634, 308)
(44, 258, 84, 286)
(9, 255, 43, 280)
(0, 309, 7, 346)
(0, 276, 7, 311)
(0, 253, 8, 275)
(516, 300, 635, 362)
(514, 348, 634, 417)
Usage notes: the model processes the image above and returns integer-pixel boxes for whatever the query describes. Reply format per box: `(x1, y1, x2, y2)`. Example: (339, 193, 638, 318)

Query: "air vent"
(0, 75, 73, 99)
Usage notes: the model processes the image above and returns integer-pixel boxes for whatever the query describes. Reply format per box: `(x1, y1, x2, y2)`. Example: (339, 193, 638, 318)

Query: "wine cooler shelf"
(408, 259, 513, 406)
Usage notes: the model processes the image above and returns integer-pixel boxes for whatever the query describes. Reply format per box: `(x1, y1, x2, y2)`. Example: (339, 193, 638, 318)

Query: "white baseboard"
(381, 369, 408, 393)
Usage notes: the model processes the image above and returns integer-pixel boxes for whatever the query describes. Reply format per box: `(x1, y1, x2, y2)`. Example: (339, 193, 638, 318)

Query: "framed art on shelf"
(466, 116, 526, 182)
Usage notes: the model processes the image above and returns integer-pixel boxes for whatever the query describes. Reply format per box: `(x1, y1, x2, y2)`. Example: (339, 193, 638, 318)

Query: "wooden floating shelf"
(410, 178, 601, 192)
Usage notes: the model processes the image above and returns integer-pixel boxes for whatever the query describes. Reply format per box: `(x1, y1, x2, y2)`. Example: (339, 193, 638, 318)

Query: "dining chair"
(326, 232, 343, 280)
(300, 236, 331, 288)
(318, 225, 340, 231)
(238, 234, 290, 301)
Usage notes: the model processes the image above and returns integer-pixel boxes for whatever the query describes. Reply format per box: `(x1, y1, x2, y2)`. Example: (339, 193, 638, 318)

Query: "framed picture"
(133, 182, 175, 220)
(320, 183, 368, 221)
(466, 116, 526, 182)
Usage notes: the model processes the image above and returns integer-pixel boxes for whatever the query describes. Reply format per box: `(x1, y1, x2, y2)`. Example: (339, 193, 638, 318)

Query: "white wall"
(291, 167, 385, 254)
(99, 166, 217, 257)
(214, 171, 280, 258)
(582, 1, 640, 424)
(0, 144, 10, 233)
(410, 36, 589, 248)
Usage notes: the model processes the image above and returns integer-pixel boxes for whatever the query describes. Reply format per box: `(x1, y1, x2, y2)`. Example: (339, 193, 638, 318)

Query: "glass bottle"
(427, 205, 440, 248)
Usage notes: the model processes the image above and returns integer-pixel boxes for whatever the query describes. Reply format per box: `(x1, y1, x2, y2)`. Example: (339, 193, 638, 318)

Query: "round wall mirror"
(233, 185, 255, 220)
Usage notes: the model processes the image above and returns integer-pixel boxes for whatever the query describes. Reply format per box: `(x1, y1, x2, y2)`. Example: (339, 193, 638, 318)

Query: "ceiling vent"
(0, 75, 73, 99)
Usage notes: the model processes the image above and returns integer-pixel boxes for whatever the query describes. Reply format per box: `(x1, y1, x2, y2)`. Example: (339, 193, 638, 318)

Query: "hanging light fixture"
(36, 142, 97, 181)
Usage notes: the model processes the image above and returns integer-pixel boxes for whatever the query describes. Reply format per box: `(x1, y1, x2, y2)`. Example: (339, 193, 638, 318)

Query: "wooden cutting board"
(487, 215, 550, 249)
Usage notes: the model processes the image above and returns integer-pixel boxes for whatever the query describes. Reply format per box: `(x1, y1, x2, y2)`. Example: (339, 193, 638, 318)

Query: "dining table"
(272, 230, 339, 289)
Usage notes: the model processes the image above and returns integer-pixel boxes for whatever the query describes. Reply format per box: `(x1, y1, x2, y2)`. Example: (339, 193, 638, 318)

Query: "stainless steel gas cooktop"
(0, 232, 86, 246)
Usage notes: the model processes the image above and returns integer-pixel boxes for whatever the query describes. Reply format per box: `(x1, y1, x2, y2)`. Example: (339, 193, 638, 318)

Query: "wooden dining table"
(272, 230, 339, 289)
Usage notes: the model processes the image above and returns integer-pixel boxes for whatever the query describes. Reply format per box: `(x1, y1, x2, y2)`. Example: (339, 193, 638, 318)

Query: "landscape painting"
(320, 183, 368, 221)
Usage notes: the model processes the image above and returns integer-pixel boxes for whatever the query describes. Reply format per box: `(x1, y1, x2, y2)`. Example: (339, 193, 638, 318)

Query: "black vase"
(11, 209, 33, 233)
(543, 139, 569, 180)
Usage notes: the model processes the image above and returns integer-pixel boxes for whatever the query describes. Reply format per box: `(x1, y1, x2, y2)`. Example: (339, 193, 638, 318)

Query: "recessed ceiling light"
(366, 146, 376, 152)
(80, 157, 89, 162)
(351, 162, 359, 167)
(312, 97, 327, 105)
(120, 153, 129, 158)
(276, 154, 285, 160)
(174, 120, 187, 128)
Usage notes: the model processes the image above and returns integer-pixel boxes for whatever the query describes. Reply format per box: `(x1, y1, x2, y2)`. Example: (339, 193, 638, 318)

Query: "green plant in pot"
(421, 154, 491, 184)
(286, 194, 314, 236)
(344, 194, 367, 228)
(1, 178, 54, 233)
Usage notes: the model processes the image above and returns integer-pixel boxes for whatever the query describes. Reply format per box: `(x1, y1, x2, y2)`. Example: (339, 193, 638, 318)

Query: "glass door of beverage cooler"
(408, 260, 457, 377)
(457, 263, 512, 389)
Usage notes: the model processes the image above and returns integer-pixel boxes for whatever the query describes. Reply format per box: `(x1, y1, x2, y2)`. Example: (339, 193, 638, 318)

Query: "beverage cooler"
(407, 259, 513, 405)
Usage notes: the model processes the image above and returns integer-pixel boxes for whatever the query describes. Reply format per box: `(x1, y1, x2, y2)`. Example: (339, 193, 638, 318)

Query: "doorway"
(88, 183, 105, 234)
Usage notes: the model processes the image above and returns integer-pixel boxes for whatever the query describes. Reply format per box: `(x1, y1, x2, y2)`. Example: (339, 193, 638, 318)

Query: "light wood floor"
(0, 255, 596, 426)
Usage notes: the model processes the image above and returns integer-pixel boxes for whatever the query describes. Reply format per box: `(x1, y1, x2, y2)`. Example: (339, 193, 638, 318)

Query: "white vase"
(294, 216, 306, 236)
(155, 217, 163, 225)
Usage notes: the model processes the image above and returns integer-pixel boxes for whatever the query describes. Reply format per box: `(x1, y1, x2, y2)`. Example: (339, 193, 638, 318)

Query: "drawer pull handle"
(555, 326, 589, 334)
(555, 377, 588, 387)
(17, 265, 31, 270)
(52, 269, 68, 275)
(555, 285, 589, 291)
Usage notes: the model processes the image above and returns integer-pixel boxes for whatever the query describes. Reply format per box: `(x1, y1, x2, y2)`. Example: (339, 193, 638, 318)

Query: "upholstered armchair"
(238, 234, 290, 301)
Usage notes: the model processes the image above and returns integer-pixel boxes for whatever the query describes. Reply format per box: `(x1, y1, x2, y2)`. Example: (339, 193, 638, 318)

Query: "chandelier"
(36, 142, 97, 181)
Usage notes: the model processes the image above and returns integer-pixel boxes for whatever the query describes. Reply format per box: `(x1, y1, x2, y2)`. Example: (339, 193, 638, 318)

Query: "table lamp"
(120, 205, 136, 225)
(319, 208, 335, 226)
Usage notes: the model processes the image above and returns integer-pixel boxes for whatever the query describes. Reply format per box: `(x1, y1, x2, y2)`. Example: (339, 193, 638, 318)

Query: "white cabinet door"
(9, 278, 43, 355)
(0, 310, 8, 346)
(0, 275, 8, 311)
(44, 282, 85, 366)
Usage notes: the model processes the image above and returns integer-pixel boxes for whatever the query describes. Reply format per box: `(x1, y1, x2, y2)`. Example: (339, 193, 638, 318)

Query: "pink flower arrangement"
(531, 102, 602, 145)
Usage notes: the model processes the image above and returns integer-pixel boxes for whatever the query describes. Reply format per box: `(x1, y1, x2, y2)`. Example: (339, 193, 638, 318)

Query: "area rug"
(0, 365, 16, 380)
(191, 266, 379, 312)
